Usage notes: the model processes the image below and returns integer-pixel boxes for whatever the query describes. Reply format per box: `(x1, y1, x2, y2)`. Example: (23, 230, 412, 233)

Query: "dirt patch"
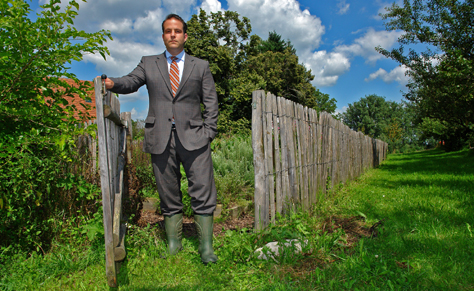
(136, 210, 383, 245)
(136, 210, 255, 238)
(322, 215, 384, 246)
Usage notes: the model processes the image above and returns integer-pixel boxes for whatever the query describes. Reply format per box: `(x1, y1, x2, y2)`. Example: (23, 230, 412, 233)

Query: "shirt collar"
(165, 50, 185, 62)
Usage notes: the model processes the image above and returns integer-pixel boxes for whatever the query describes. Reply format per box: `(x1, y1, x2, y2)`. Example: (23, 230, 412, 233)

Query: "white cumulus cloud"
(335, 106, 348, 115)
(84, 39, 161, 77)
(130, 106, 149, 120)
(200, 0, 224, 12)
(303, 51, 351, 87)
(365, 66, 410, 86)
(337, 0, 350, 15)
(335, 28, 403, 64)
(226, 0, 325, 52)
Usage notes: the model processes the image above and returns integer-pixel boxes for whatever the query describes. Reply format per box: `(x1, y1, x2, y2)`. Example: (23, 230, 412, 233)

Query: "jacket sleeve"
(109, 57, 147, 94)
(201, 61, 219, 141)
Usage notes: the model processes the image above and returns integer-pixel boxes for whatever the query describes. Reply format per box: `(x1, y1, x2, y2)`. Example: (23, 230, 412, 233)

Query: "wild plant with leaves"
(0, 0, 111, 251)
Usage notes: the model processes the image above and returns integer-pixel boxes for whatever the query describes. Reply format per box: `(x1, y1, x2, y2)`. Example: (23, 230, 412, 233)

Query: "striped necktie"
(170, 56, 179, 97)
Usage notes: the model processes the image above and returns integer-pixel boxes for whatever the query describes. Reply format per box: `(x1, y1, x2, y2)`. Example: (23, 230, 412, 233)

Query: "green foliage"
(342, 95, 429, 153)
(185, 9, 336, 135)
(378, 0, 474, 150)
(131, 134, 254, 217)
(0, 0, 111, 251)
(258, 31, 296, 54)
(130, 119, 145, 140)
(3, 148, 474, 290)
(212, 135, 254, 212)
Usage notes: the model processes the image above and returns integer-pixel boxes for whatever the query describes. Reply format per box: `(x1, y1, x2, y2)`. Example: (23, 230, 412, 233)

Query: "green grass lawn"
(1, 148, 473, 290)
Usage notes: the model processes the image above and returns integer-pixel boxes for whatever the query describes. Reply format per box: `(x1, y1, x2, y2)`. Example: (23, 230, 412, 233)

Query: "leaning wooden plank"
(114, 223, 127, 262)
(93, 77, 116, 287)
(121, 112, 133, 163)
(104, 104, 125, 127)
(113, 152, 125, 247)
(113, 128, 127, 246)
(252, 90, 265, 231)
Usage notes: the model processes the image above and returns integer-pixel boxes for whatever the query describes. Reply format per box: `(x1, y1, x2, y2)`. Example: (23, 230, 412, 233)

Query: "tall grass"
(1, 148, 473, 290)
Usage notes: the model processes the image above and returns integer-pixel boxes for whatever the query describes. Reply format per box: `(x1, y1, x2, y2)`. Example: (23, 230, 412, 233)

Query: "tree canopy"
(258, 31, 296, 54)
(377, 0, 474, 150)
(185, 9, 336, 134)
(341, 95, 428, 153)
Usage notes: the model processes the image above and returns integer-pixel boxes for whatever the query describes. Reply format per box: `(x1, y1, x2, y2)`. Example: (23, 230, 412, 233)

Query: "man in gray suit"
(102, 14, 219, 264)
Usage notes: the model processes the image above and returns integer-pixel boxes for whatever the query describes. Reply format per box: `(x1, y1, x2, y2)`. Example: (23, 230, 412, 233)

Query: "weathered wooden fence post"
(94, 76, 131, 287)
(252, 90, 266, 231)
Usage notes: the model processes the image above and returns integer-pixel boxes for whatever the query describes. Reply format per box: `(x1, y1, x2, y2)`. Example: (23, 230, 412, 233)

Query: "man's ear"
(184, 33, 188, 42)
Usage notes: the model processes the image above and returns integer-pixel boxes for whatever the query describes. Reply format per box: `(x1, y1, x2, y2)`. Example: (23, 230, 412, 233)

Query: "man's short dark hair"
(162, 14, 187, 34)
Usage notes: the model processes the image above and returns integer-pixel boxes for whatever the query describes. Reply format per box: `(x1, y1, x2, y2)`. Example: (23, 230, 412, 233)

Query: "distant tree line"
(340, 95, 435, 153)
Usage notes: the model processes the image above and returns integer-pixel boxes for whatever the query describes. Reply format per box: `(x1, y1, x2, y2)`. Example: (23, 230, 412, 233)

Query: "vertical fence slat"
(271, 95, 282, 216)
(310, 109, 318, 205)
(252, 90, 265, 231)
(277, 97, 290, 214)
(300, 105, 309, 210)
(286, 100, 297, 205)
(294, 104, 303, 205)
(265, 93, 275, 224)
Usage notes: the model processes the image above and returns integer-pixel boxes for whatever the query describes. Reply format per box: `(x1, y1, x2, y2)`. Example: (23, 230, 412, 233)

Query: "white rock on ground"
(255, 239, 308, 261)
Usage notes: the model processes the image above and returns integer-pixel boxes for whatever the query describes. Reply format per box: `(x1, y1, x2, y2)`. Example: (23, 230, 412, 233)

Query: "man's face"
(162, 18, 188, 55)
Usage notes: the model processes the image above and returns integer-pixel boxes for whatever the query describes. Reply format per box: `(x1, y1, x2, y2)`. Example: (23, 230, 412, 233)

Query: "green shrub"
(131, 134, 255, 217)
(0, 132, 102, 253)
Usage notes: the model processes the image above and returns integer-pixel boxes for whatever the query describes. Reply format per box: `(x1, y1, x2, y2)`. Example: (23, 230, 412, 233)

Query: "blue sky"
(32, 0, 408, 120)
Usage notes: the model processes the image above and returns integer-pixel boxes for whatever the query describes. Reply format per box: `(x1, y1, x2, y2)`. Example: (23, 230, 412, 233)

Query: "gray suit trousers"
(151, 129, 217, 216)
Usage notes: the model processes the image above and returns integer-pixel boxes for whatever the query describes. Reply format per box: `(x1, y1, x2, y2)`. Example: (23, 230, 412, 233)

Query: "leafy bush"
(130, 134, 255, 217)
(0, 0, 110, 252)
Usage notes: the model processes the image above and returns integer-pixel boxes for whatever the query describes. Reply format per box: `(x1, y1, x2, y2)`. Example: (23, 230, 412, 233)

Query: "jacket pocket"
(189, 119, 203, 127)
(145, 116, 155, 128)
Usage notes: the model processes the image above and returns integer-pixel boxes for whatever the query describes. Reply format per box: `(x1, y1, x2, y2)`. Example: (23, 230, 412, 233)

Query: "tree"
(342, 95, 396, 138)
(258, 31, 296, 54)
(185, 9, 259, 133)
(342, 95, 430, 152)
(342, 95, 401, 151)
(0, 0, 111, 250)
(185, 10, 336, 133)
(377, 0, 474, 150)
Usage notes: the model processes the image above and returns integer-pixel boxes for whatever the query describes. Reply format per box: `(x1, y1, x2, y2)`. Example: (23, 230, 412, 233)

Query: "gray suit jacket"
(110, 52, 219, 155)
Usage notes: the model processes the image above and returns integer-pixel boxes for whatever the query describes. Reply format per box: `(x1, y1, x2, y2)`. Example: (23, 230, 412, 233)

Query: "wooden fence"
(252, 90, 388, 230)
(93, 77, 132, 287)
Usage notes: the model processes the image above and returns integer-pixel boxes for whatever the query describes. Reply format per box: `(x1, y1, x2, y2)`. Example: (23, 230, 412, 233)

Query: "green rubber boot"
(194, 214, 218, 264)
(164, 213, 183, 255)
